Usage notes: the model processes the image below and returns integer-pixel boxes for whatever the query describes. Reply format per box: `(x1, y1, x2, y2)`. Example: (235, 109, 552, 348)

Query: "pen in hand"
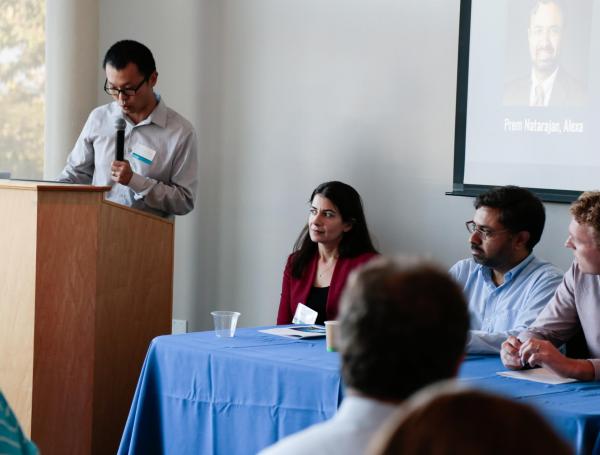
(515, 338, 527, 368)
(519, 339, 541, 369)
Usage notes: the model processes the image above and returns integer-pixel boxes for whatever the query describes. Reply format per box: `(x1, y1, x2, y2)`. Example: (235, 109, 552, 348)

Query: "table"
(460, 355, 600, 454)
(119, 327, 600, 454)
(118, 327, 342, 455)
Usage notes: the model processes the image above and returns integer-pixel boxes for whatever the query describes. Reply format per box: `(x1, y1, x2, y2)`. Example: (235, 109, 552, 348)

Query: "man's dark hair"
(529, 0, 566, 29)
(474, 186, 545, 252)
(338, 257, 469, 402)
(103, 40, 156, 79)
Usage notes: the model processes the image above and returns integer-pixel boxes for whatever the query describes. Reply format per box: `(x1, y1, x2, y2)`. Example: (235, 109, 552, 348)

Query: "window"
(0, 0, 45, 179)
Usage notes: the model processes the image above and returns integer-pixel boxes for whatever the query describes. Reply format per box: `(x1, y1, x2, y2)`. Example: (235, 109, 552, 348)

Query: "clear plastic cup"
(324, 320, 340, 352)
(211, 311, 241, 337)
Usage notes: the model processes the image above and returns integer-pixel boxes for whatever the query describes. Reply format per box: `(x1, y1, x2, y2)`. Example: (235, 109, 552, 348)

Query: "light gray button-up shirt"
(58, 97, 198, 217)
(520, 261, 600, 380)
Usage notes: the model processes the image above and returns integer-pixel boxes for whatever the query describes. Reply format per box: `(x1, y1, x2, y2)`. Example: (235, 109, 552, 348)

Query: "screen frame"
(447, 0, 582, 204)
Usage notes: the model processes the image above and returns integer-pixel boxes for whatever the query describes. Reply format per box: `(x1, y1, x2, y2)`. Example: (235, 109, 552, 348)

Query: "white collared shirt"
(529, 67, 559, 107)
(259, 395, 400, 455)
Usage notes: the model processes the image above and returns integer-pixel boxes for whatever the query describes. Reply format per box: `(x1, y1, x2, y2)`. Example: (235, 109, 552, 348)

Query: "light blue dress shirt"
(449, 254, 563, 354)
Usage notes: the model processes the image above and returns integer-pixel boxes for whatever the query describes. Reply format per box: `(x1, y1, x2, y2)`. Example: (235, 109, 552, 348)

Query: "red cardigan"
(276, 252, 377, 324)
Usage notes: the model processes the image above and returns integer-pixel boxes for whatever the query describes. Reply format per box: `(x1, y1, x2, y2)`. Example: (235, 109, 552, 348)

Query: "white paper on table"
(497, 368, 578, 384)
(259, 326, 326, 339)
(292, 303, 318, 325)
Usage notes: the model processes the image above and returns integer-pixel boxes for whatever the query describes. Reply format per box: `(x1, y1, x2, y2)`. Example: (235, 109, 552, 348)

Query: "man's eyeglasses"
(465, 221, 510, 240)
(104, 76, 148, 97)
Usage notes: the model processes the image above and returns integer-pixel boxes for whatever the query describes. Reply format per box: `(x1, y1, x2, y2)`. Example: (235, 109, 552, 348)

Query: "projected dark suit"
(503, 68, 586, 107)
(504, 1, 588, 108)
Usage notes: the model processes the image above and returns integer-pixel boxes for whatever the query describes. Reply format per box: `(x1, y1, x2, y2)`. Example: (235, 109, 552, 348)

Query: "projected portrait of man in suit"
(504, 0, 588, 107)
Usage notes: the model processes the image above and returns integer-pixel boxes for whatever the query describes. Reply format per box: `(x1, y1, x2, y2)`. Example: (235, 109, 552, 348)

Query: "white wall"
(98, 0, 575, 331)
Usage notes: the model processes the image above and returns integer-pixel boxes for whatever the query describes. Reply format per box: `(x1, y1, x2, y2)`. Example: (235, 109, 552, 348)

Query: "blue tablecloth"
(118, 327, 343, 455)
(119, 327, 600, 455)
(460, 355, 600, 454)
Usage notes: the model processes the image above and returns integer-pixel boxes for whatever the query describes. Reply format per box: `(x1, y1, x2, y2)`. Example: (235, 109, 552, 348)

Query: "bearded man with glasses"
(58, 40, 198, 217)
(449, 186, 562, 354)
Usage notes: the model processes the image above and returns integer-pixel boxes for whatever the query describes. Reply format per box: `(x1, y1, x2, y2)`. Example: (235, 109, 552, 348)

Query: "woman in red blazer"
(277, 181, 378, 325)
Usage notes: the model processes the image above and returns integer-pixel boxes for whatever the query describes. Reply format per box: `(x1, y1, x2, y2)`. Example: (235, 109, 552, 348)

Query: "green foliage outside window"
(0, 0, 45, 178)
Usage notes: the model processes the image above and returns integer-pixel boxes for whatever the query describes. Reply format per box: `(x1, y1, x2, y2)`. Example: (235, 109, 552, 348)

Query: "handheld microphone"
(115, 118, 126, 161)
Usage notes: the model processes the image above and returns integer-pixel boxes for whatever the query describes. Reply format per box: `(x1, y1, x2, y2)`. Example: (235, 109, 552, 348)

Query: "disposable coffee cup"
(324, 320, 340, 352)
(211, 311, 241, 338)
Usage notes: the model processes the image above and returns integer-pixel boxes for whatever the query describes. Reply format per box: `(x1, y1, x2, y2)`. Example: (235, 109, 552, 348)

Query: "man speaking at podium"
(58, 40, 198, 217)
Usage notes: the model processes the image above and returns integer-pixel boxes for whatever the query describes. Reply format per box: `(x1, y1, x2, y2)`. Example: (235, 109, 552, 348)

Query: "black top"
(306, 286, 329, 325)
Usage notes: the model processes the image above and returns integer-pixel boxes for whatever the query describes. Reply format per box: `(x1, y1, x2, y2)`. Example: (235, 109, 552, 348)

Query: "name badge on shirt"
(130, 144, 157, 165)
(292, 303, 318, 325)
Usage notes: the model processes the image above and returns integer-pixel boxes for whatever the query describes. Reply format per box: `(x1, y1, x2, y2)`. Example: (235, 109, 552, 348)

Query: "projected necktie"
(533, 84, 545, 107)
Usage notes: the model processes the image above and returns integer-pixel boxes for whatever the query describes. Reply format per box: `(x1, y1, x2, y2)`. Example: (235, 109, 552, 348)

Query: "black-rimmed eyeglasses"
(104, 76, 148, 97)
(465, 221, 510, 240)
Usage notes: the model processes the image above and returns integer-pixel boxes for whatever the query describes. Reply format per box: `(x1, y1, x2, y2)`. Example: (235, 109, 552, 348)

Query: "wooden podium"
(0, 180, 174, 454)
